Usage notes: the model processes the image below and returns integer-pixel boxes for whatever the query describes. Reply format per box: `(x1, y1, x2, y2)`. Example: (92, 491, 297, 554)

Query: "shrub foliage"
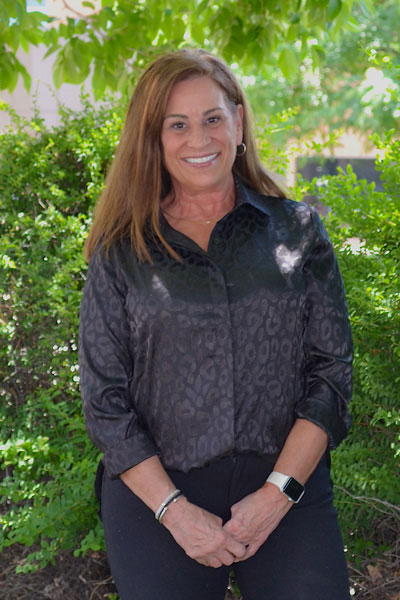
(0, 98, 399, 573)
(297, 132, 400, 560)
(0, 98, 123, 571)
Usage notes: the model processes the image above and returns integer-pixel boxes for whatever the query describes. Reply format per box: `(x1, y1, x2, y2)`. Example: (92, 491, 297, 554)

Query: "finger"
(239, 543, 259, 561)
(223, 519, 247, 541)
(225, 534, 248, 558)
(218, 549, 235, 566)
(223, 518, 235, 534)
(197, 556, 222, 568)
(207, 556, 223, 569)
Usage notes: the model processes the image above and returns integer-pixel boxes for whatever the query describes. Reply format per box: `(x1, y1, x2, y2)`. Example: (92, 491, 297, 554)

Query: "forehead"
(165, 76, 229, 113)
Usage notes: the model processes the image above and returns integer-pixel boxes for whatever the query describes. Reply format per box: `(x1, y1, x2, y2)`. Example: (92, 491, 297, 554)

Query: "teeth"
(185, 153, 218, 164)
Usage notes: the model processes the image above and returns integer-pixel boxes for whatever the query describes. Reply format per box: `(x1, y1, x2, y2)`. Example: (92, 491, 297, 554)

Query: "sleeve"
(295, 207, 353, 448)
(78, 248, 159, 478)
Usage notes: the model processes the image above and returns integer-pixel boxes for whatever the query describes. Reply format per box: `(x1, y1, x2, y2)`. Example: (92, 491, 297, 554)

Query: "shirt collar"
(234, 176, 274, 217)
(157, 177, 273, 250)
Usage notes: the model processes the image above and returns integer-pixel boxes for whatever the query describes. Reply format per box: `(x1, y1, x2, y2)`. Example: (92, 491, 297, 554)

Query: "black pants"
(98, 452, 350, 600)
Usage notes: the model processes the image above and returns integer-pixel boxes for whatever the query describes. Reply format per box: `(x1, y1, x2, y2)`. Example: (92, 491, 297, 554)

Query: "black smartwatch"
(266, 471, 305, 503)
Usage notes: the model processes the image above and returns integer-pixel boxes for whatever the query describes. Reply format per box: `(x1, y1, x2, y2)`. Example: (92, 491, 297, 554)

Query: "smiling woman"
(83, 49, 284, 263)
(161, 77, 243, 193)
(160, 76, 244, 250)
(79, 48, 353, 600)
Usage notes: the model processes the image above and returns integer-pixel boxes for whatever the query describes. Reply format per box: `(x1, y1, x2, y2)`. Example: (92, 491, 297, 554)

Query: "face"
(161, 76, 243, 195)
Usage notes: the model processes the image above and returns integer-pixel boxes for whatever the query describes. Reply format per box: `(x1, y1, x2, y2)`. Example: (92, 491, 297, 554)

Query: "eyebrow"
(163, 106, 225, 120)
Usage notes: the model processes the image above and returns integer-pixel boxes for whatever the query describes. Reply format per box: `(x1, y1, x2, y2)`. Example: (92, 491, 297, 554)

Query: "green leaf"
(170, 17, 186, 43)
(92, 61, 107, 99)
(20, 64, 31, 91)
(191, 21, 205, 45)
(277, 47, 298, 80)
(328, 0, 343, 21)
(19, 36, 29, 53)
(43, 44, 60, 60)
(264, 22, 276, 52)
(53, 54, 64, 89)
(346, 15, 361, 32)
(5, 25, 19, 53)
(359, 0, 376, 17)
(310, 44, 326, 67)
(0, 62, 11, 90)
(286, 23, 300, 43)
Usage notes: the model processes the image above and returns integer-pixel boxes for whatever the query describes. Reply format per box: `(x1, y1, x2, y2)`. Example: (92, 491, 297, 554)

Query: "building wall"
(0, 0, 99, 129)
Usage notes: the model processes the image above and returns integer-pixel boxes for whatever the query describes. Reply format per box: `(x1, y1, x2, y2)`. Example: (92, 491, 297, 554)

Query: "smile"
(184, 153, 218, 164)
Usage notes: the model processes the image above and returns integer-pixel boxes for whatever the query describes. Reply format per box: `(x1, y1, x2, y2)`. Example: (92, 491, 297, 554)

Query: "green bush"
(296, 132, 400, 559)
(0, 97, 123, 571)
(0, 96, 398, 574)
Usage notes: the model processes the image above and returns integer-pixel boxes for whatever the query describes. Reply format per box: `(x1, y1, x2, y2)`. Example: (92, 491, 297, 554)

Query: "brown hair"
(84, 48, 285, 262)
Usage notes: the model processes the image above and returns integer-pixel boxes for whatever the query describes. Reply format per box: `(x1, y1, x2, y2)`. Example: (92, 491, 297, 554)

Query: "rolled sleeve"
(79, 248, 159, 478)
(295, 208, 353, 448)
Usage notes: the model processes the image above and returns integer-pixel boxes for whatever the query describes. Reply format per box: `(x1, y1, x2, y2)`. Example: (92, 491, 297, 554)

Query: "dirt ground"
(1, 542, 399, 600)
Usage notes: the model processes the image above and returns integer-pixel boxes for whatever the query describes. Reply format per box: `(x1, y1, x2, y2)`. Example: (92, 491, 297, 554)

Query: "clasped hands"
(162, 484, 292, 568)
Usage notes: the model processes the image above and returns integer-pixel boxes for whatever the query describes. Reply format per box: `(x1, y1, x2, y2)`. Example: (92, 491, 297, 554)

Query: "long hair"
(84, 48, 285, 262)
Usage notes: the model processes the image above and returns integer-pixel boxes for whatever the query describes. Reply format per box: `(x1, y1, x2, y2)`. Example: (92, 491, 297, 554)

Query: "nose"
(188, 123, 209, 148)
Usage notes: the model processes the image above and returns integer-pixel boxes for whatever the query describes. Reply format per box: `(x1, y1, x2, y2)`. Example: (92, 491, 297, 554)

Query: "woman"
(79, 48, 352, 600)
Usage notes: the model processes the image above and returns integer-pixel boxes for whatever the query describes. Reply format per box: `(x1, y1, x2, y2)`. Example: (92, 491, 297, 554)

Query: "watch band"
(266, 471, 305, 503)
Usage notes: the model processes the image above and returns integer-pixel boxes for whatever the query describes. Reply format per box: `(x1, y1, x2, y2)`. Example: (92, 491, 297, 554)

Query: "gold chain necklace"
(162, 210, 225, 226)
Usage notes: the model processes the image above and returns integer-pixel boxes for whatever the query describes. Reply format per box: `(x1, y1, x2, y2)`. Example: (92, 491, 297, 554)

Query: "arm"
(80, 249, 246, 567)
(295, 207, 353, 447)
(224, 419, 328, 560)
(79, 247, 159, 478)
(224, 208, 352, 560)
(120, 455, 247, 568)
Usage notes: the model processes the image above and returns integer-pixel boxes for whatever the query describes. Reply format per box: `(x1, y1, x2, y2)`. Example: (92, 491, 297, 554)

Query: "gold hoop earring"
(236, 142, 247, 157)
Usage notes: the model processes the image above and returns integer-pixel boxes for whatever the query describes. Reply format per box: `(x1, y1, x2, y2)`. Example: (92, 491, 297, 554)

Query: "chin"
(176, 171, 232, 193)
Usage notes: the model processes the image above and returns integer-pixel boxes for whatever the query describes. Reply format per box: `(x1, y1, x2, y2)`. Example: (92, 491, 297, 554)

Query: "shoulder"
(89, 237, 136, 268)
(86, 238, 137, 292)
(243, 185, 316, 228)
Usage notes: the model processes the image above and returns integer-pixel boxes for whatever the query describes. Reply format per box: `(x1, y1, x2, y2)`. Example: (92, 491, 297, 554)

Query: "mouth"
(183, 153, 219, 165)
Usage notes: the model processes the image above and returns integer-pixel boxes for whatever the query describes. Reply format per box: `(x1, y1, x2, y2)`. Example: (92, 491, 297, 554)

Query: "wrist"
(158, 494, 187, 528)
(155, 489, 185, 523)
(265, 471, 305, 504)
(258, 482, 291, 505)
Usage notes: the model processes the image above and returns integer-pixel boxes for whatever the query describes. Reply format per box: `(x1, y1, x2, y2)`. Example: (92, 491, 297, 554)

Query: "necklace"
(162, 210, 225, 225)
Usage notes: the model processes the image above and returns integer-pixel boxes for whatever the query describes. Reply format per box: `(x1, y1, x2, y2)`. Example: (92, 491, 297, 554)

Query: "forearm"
(120, 455, 247, 567)
(223, 419, 329, 560)
(268, 417, 329, 486)
(120, 455, 177, 513)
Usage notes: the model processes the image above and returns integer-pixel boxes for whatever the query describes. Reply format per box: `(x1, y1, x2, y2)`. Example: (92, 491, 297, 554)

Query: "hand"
(223, 484, 292, 561)
(162, 497, 247, 568)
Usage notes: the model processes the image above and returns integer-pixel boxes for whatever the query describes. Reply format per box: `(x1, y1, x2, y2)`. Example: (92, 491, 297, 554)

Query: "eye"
(206, 115, 221, 126)
(170, 121, 186, 130)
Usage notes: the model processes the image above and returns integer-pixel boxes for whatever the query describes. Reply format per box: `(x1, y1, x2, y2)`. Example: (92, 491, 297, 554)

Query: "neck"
(162, 176, 236, 220)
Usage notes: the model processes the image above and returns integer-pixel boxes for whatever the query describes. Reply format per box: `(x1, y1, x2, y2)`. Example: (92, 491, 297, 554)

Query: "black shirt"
(79, 180, 352, 478)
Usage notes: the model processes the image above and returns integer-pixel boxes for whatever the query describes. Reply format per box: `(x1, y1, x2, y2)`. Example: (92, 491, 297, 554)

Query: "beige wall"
(0, 0, 100, 129)
(0, 46, 96, 129)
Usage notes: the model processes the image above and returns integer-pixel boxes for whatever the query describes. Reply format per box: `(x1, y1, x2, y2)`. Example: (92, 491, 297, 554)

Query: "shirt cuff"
(295, 389, 351, 449)
(102, 432, 160, 479)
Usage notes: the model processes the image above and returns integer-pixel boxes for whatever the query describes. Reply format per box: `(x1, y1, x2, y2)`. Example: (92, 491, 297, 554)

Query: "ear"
(236, 104, 244, 145)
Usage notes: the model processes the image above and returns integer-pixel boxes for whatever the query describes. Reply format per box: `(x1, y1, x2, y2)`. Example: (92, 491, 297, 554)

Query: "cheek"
(161, 134, 181, 161)
(161, 138, 174, 167)
(223, 130, 239, 155)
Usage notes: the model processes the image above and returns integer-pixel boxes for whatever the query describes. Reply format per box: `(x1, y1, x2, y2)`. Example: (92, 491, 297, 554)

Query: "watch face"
(283, 478, 304, 502)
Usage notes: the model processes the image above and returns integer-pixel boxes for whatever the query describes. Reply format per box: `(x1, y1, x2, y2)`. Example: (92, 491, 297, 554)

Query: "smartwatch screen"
(283, 478, 304, 502)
